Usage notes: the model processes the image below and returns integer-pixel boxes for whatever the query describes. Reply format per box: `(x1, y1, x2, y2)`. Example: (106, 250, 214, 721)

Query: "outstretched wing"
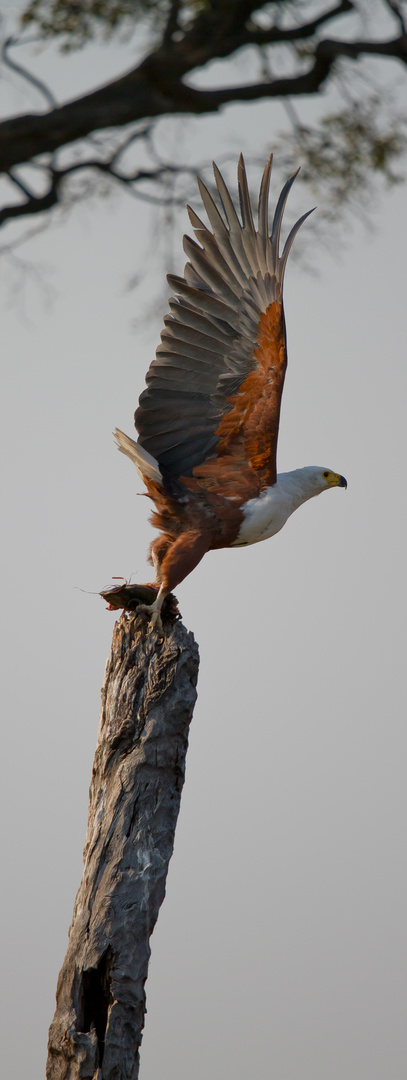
(135, 155, 312, 496)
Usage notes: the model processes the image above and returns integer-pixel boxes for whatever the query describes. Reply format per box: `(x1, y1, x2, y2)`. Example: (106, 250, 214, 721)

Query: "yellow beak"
(329, 473, 347, 488)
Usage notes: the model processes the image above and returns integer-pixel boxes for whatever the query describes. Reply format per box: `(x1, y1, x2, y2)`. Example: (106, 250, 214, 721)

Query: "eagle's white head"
(295, 465, 347, 495)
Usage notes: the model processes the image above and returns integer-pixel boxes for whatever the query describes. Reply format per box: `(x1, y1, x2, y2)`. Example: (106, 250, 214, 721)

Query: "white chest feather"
(231, 470, 324, 547)
(231, 485, 292, 546)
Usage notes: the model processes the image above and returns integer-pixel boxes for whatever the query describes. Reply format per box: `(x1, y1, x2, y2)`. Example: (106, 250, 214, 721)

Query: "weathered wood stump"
(47, 611, 199, 1080)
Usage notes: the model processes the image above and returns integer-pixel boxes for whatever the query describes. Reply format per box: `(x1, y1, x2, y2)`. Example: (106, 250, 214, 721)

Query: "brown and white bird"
(114, 154, 346, 632)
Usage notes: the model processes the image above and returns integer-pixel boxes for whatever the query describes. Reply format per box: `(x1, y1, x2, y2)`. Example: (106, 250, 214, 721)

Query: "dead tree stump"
(47, 613, 199, 1080)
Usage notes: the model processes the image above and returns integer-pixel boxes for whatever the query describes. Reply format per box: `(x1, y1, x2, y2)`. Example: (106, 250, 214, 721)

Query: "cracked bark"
(46, 613, 199, 1080)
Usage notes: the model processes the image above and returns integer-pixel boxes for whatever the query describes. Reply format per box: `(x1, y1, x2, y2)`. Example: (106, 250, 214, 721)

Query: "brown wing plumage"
(135, 154, 313, 496)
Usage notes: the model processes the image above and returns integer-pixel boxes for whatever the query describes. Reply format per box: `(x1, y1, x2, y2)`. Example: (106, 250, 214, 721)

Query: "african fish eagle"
(114, 155, 346, 633)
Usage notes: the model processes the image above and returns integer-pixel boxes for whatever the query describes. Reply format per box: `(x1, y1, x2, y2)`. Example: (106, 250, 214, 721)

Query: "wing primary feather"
(166, 274, 240, 319)
(212, 162, 242, 233)
(270, 167, 301, 277)
(197, 176, 230, 242)
(163, 315, 234, 349)
(256, 154, 273, 275)
(237, 153, 255, 234)
(166, 302, 236, 342)
(258, 154, 273, 238)
(212, 162, 254, 279)
(183, 235, 242, 301)
(185, 214, 245, 291)
(279, 206, 316, 283)
(188, 201, 248, 287)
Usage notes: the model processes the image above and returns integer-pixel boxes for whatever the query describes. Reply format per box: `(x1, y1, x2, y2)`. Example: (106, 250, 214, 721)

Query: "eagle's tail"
(113, 428, 162, 485)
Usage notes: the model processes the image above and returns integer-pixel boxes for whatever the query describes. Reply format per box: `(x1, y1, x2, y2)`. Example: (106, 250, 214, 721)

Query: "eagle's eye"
(323, 471, 329, 478)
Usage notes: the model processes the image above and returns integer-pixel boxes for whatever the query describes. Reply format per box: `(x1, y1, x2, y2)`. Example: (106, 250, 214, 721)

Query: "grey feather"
(270, 168, 300, 278)
(162, 321, 232, 353)
(279, 206, 316, 282)
(194, 183, 248, 286)
(166, 306, 236, 344)
(182, 235, 241, 302)
(213, 162, 254, 278)
(196, 177, 229, 241)
(258, 154, 273, 240)
(237, 153, 256, 234)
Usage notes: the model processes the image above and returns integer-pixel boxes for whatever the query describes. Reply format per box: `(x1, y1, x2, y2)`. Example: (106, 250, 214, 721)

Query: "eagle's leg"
(136, 529, 210, 635)
(135, 586, 167, 636)
(151, 554, 161, 586)
(148, 533, 172, 587)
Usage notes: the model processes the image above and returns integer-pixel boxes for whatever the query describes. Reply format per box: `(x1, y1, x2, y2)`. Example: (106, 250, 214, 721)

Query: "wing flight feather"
(135, 155, 312, 492)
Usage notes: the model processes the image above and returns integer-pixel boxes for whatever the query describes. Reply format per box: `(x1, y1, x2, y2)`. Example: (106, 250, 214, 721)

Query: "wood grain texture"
(47, 614, 199, 1080)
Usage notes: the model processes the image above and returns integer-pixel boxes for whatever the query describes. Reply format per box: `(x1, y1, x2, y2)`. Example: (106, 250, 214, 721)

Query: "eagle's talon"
(135, 601, 164, 638)
(149, 613, 164, 638)
(135, 602, 150, 621)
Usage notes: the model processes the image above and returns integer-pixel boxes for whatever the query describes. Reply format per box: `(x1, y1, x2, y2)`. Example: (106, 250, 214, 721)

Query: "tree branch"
(47, 613, 199, 1080)
(163, 0, 182, 45)
(383, 0, 407, 35)
(1, 2, 406, 231)
(316, 30, 407, 65)
(2, 26, 406, 180)
(243, 1, 355, 47)
(1, 34, 57, 109)
(0, 173, 59, 224)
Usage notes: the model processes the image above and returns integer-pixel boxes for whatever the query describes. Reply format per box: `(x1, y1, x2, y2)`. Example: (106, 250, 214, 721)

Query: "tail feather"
(113, 428, 162, 484)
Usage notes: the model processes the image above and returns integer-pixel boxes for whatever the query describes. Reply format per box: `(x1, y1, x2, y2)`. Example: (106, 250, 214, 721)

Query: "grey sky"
(1, 15, 406, 1079)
